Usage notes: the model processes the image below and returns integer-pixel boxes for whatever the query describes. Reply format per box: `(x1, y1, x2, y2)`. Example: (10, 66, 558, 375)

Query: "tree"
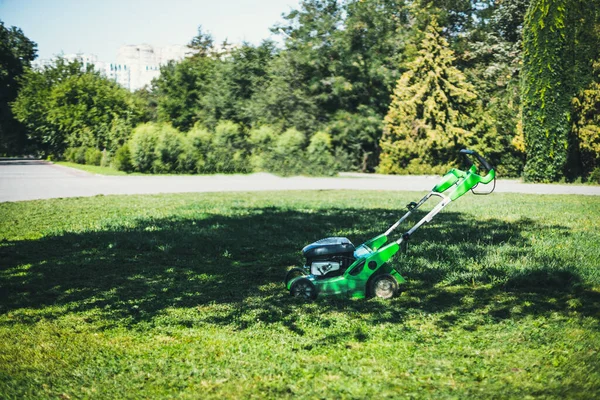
(152, 55, 215, 131)
(258, 0, 410, 170)
(11, 58, 85, 156)
(521, 0, 599, 182)
(202, 41, 277, 128)
(378, 20, 479, 174)
(0, 21, 37, 155)
(459, 0, 529, 176)
(188, 25, 214, 56)
(12, 58, 142, 156)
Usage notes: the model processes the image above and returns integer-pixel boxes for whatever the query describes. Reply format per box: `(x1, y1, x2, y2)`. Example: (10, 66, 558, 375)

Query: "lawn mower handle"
(459, 149, 493, 172)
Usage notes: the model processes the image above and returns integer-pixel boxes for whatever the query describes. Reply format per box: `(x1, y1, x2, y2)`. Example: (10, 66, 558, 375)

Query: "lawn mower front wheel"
(290, 278, 317, 300)
(370, 273, 399, 299)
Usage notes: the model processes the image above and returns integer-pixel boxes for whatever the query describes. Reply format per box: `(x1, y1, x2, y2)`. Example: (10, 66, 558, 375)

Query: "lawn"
(1, 191, 599, 399)
(54, 162, 131, 176)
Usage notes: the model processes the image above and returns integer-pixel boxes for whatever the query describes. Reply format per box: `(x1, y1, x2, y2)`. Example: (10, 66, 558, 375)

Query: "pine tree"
(378, 20, 478, 174)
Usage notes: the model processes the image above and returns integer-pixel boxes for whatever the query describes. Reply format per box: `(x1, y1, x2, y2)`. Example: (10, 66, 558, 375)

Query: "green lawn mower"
(285, 149, 496, 300)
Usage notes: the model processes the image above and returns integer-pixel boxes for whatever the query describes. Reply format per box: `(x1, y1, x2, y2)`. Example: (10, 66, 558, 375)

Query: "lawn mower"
(285, 149, 496, 300)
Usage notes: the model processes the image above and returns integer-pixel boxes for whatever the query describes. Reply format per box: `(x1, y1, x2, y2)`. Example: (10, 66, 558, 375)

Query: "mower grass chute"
(285, 149, 496, 300)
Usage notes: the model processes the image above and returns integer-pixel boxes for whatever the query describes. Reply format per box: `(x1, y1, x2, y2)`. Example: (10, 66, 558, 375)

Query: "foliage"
(12, 58, 142, 157)
(153, 124, 184, 173)
(125, 122, 190, 174)
(253, 0, 410, 170)
(153, 55, 215, 132)
(521, 0, 570, 182)
(84, 147, 102, 166)
(378, 20, 479, 174)
(128, 123, 160, 172)
(188, 25, 214, 55)
(572, 60, 600, 178)
(326, 106, 383, 172)
(259, 127, 308, 176)
(248, 125, 279, 171)
(202, 120, 249, 173)
(64, 146, 87, 164)
(62, 146, 102, 166)
(7, 0, 600, 180)
(521, 0, 600, 182)
(202, 41, 277, 129)
(0, 20, 37, 155)
(111, 144, 133, 172)
(306, 130, 338, 175)
(1, 191, 600, 398)
(459, 0, 528, 177)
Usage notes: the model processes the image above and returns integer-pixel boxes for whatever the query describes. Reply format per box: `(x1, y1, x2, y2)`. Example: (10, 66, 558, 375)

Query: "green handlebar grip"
(449, 169, 495, 201)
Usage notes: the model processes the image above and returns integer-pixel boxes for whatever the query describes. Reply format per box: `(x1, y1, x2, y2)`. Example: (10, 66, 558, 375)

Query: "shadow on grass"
(1, 207, 599, 331)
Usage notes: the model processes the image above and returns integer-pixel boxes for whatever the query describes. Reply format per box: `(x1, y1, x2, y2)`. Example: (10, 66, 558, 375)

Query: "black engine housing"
(302, 237, 356, 278)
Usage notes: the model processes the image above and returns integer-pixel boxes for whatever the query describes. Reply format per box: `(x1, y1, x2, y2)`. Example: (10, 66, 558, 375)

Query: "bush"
(153, 124, 184, 173)
(187, 125, 212, 154)
(177, 141, 201, 173)
(129, 123, 160, 172)
(327, 107, 382, 172)
(254, 128, 309, 176)
(111, 144, 133, 172)
(248, 125, 278, 171)
(204, 121, 249, 173)
(248, 125, 278, 153)
(306, 131, 339, 176)
(64, 146, 87, 164)
(108, 118, 134, 152)
(185, 125, 212, 173)
(84, 148, 102, 166)
(275, 127, 306, 154)
(589, 167, 600, 184)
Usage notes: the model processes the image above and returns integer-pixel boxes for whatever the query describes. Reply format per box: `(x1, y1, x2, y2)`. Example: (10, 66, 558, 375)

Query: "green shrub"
(589, 167, 600, 184)
(74, 147, 86, 164)
(306, 131, 339, 176)
(177, 141, 201, 173)
(258, 128, 309, 176)
(248, 126, 277, 153)
(326, 107, 382, 172)
(111, 144, 133, 172)
(187, 125, 212, 154)
(185, 125, 212, 173)
(108, 118, 134, 152)
(63, 147, 76, 163)
(153, 124, 184, 173)
(64, 146, 87, 164)
(248, 125, 278, 171)
(129, 123, 160, 172)
(275, 127, 306, 154)
(204, 121, 249, 173)
(84, 148, 102, 166)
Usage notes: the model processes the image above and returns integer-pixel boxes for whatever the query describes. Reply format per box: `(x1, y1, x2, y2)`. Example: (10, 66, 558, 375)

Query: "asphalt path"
(1, 159, 599, 203)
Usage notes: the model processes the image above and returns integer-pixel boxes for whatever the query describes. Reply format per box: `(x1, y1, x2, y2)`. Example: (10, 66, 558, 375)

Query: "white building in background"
(114, 44, 196, 91)
(32, 44, 197, 91)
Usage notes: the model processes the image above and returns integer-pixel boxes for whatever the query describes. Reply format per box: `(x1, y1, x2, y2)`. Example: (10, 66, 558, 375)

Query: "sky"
(0, 0, 302, 62)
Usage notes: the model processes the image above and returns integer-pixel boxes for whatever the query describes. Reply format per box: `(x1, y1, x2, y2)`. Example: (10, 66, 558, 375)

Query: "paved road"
(1, 159, 599, 203)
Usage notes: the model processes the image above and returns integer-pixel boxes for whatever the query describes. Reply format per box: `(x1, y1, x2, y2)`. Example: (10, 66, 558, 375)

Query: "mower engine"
(302, 237, 355, 278)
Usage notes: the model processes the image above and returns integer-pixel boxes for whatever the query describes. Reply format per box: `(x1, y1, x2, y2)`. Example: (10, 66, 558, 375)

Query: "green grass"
(55, 161, 131, 176)
(1, 191, 599, 399)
